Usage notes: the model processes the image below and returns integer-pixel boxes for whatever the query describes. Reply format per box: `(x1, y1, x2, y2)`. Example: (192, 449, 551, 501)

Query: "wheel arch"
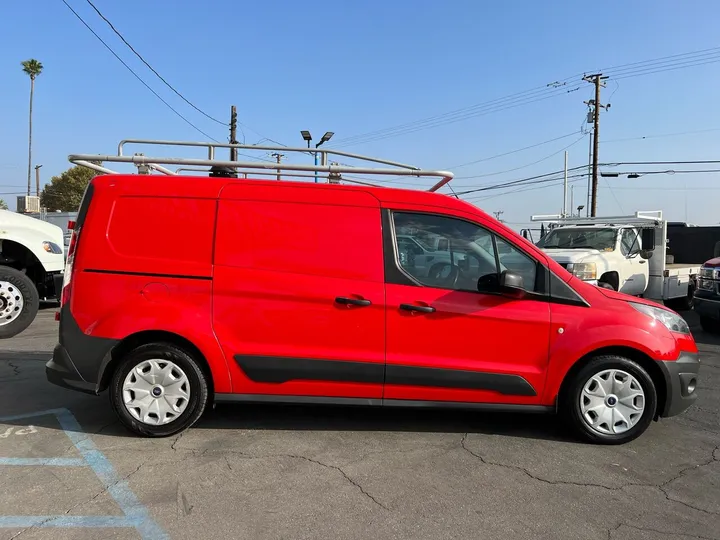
(557, 345, 667, 420)
(99, 330, 215, 395)
(598, 271, 619, 290)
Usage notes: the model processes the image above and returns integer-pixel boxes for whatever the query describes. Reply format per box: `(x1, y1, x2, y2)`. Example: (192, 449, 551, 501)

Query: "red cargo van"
(46, 145, 699, 444)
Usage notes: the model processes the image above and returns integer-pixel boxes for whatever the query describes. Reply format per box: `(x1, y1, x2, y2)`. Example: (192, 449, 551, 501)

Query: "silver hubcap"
(122, 360, 190, 425)
(580, 369, 645, 435)
(0, 281, 24, 327)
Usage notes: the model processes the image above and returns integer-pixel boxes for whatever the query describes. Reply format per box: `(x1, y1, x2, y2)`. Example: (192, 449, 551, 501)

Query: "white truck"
(529, 210, 700, 310)
(0, 209, 65, 338)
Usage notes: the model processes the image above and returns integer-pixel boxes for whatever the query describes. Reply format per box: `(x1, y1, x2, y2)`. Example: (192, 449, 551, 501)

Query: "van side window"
(495, 236, 537, 291)
(391, 212, 538, 293)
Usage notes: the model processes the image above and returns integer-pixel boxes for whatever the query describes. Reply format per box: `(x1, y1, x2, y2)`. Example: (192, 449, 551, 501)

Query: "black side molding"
(385, 364, 537, 396)
(234, 355, 385, 384)
(233, 355, 537, 396)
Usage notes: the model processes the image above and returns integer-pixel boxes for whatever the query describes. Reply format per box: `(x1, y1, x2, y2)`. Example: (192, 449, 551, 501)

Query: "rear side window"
(215, 200, 383, 282)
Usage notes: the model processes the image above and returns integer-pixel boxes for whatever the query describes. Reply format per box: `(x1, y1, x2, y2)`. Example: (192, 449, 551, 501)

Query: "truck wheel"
(109, 343, 209, 437)
(700, 316, 718, 334)
(561, 355, 657, 445)
(0, 267, 40, 339)
(669, 280, 695, 311)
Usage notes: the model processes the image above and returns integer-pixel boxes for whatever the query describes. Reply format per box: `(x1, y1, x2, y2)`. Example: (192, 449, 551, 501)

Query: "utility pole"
(583, 74, 609, 217)
(270, 152, 284, 181)
(229, 106, 238, 161)
(562, 151, 568, 217)
(492, 210, 504, 223)
(34, 164, 42, 197)
(570, 185, 574, 216)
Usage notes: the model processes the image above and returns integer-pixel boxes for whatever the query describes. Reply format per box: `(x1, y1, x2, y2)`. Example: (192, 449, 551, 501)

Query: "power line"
(452, 134, 587, 183)
(332, 46, 720, 148)
(84, 0, 225, 126)
(60, 0, 218, 142)
(448, 131, 581, 169)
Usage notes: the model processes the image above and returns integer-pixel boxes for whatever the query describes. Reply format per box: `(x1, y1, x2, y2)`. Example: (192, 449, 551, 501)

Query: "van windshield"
(536, 227, 617, 251)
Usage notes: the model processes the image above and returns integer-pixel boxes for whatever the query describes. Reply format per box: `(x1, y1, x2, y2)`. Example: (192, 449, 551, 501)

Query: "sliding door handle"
(399, 303, 436, 314)
(335, 296, 372, 307)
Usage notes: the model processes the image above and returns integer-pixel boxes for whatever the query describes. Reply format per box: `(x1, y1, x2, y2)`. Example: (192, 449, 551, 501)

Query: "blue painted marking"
(0, 516, 135, 528)
(0, 457, 87, 466)
(0, 408, 169, 539)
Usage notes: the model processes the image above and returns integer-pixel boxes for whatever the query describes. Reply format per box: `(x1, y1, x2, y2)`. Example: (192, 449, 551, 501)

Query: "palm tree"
(21, 59, 43, 197)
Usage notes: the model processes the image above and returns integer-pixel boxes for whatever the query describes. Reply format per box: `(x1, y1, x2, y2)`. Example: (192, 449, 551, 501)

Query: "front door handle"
(335, 296, 372, 307)
(399, 303, 436, 314)
(638, 260, 646, 264)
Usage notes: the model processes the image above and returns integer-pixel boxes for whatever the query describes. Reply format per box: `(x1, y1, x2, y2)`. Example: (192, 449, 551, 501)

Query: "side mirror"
(639, 249, 653, 260)
(499, 270, 525, 298)
(641, 228, 656, 251)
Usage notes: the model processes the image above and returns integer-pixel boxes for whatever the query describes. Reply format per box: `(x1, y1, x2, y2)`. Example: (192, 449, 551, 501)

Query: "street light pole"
(301, 130, 334, 183)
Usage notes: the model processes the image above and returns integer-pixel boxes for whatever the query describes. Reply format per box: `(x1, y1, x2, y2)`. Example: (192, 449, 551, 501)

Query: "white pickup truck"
(531, 211, 700, 310)
(0, 209, 65, 338)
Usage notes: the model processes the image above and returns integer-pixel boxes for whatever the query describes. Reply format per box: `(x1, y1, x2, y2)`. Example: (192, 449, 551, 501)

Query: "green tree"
(0, 199, 8, 211)
(40, 165, 98, 212)
(21, 59, 43, 198)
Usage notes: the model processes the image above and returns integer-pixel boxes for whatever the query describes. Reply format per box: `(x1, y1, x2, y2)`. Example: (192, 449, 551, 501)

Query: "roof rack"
(69, 139, 454, 192)
(530, 210, 663, 227)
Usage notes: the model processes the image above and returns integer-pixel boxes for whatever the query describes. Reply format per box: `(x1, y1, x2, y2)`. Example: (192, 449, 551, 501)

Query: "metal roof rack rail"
(530, 210, 663, 227)
(69, 139, 454, 192)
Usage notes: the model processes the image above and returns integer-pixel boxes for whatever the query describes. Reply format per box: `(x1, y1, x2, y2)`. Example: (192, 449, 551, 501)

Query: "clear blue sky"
(2, 0, 720, 228)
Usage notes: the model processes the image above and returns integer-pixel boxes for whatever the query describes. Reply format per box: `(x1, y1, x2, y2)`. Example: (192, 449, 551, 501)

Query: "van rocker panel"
(233, 354, 536, 396)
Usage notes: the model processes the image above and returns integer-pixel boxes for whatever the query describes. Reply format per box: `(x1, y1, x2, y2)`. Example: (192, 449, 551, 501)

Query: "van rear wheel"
(562, 355, 657, 444)
(0, 267, 39, 339)
(109, 343, 209, 437)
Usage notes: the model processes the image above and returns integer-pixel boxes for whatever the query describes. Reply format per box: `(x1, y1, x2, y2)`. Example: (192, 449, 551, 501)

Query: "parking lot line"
(0, 457, 87, 466)
(0, 407, 168, 540)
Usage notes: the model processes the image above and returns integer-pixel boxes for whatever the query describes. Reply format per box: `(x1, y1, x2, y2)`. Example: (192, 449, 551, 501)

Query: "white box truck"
(531, 210, 700, 310)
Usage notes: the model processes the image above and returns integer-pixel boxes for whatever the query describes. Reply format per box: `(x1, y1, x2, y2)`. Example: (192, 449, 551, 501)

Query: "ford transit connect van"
(46, 160, 699, 444)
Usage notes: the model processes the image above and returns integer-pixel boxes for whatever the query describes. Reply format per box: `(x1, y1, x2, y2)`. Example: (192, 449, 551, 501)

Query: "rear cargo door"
(213, 184, 386, 400)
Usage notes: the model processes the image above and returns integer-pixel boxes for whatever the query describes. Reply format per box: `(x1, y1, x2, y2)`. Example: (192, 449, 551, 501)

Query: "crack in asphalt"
(6, 361, 20, 377)
(460, 433, 634, 492)
(611, 523, 720, 540)
(204, 448, 387, 510)
(461, 434, 720, 517)
(9, 462, 146, 539)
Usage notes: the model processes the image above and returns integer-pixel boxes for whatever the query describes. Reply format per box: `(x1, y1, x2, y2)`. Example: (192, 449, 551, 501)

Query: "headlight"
(567, 262, 597, 280)
(630, 302, 690, 334)
(42, 241, 63, 255)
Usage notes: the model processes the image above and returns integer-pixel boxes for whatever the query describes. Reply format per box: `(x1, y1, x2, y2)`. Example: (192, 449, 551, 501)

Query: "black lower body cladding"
(656, 352, 700, 417)
(45, 305, 118, 394)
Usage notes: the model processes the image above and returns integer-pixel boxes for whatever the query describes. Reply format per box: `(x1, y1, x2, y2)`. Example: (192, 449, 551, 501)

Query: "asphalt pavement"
(0, 308, 717, 540)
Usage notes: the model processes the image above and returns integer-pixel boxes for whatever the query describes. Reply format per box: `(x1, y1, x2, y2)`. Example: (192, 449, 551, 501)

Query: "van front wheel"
(0, 267, 39, 339)
(562, 355, 657, 444)
(110, 343, 209, 437)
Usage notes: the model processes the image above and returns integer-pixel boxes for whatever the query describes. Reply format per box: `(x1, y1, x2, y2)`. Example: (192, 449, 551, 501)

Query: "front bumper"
(693, 296, 720, 321)
(657, 352, 700, 417)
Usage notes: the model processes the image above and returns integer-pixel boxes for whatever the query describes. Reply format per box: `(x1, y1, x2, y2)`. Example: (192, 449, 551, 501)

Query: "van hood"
(541, 248, 603, 264)
(597, 285, 664, 308)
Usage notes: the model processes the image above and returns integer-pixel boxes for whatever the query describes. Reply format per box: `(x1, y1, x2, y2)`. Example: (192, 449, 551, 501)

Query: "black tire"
(667, 280, 695, 312)
(700, 316, 718, 334)
(561, 355, 657, 445)
(109, 343, 209, 437)
(0, 266, 39, 339)
(598, 281, 615, 291)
